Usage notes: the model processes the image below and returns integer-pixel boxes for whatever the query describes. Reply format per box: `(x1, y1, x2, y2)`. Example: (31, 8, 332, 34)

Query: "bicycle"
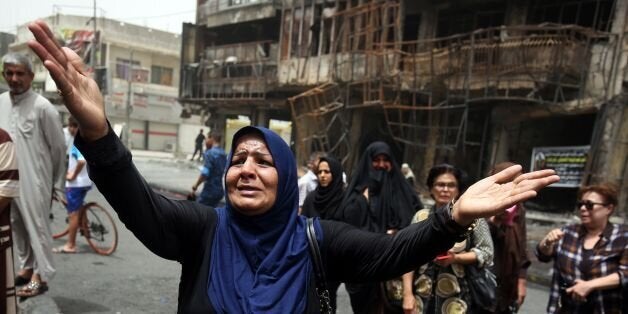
(49, 189, 119, 256)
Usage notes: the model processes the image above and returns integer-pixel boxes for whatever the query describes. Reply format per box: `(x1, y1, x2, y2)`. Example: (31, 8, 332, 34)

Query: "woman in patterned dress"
(402, 164, 494, 313)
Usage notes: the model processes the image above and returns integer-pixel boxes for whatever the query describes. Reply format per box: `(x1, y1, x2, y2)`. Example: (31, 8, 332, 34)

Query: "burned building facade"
(180, 0, 628, 214)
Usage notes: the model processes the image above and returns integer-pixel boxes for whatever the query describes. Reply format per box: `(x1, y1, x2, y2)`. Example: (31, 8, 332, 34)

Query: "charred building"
(180, 0, 628, 214)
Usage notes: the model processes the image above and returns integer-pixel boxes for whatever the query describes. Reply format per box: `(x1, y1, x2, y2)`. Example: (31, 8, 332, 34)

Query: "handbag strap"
(306, 217, 332, 313)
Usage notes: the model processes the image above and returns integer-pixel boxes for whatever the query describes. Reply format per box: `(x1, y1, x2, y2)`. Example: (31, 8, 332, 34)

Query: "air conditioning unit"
(164, 143, 175, 152)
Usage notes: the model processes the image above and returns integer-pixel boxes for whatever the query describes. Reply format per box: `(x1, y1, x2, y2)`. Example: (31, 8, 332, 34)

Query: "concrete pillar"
(488, 123, 510, 167)
(588, 94, 628, 217)
(417, 6, 437, 41)
(252, 107, 268, 127)
(504, 0, 528, 26)
(418, 111, 440, 190)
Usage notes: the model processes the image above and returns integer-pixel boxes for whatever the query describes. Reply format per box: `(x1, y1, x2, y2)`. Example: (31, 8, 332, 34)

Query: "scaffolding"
(181, 41, 278, 103)
(285, 0, 617, 167)
(288, 82, 352, 168)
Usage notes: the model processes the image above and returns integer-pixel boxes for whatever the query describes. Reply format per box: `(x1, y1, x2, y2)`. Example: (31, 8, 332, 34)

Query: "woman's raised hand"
(27, 20, 108, 141)
(453, 165, 559, 225)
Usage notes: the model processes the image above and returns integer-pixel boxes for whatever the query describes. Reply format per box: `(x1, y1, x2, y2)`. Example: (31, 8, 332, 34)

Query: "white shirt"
(66, 146, 92, 188)
(297, 170, 318, 207)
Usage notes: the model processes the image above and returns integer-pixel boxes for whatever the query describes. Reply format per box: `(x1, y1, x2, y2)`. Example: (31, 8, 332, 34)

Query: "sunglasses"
(576, 200, 608, 211)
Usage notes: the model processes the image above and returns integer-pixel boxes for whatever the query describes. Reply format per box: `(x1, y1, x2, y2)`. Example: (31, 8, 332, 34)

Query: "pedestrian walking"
(191, 132, 226, 207)
(487, 162, 530, 314)
(28, 19, 560, 312)
(401, 164, 494, 314)
(0, 128, 19, 314)
(298, 151, 325, 212)
(0, 52, 66, 298)
(537, 183, 626, 314)
(190, 129, 205, 161)
(53, 116, 92, 254)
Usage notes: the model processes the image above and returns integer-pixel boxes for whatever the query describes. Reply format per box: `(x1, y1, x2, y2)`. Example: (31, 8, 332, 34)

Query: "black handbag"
(306, 218, 333, 314)
(465, 261, 497, 311)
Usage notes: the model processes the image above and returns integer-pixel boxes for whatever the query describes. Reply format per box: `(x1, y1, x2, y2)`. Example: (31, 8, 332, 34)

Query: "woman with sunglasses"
(537, 183, 627, 314)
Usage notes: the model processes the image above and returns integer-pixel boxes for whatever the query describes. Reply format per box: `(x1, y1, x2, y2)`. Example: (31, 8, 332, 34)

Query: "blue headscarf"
(207, 126, 322, 313)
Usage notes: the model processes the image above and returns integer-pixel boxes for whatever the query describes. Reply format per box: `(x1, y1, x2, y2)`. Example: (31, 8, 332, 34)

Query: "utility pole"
(91, 0, 97, 70)
(125, 51, 134, 148)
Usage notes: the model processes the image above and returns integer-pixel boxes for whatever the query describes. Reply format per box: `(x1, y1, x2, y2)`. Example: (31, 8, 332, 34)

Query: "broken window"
(436, 4, 506, 37)
(403, 14, 421, 41)
(527, 0, 615, 31)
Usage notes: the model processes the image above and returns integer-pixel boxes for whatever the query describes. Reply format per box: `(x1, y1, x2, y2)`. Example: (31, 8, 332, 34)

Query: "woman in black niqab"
(340, 142, 423, 314)
(341, 141, 422, 233)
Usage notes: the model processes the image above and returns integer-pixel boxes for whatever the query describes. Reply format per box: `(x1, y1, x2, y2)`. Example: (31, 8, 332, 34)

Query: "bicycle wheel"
(49, 193, 69, 239)
(81, 202, 118, 256)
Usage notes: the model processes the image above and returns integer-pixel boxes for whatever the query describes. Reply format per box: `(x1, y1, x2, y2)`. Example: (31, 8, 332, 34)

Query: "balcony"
(180, 41, 278, 103)
(345, 24, 618, 108)
(197, 0, 279, 28)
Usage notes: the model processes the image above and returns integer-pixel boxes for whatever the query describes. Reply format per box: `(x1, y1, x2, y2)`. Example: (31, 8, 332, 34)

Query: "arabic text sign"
(530, 145, 589, 188)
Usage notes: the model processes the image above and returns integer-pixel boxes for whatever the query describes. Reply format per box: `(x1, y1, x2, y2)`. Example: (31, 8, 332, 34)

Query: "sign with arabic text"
(530, 145, 589, 188)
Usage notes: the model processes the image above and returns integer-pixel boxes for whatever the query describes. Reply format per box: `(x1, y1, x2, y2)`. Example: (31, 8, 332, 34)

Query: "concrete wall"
(178, 117, 209, 155)
(147, 121, 178, 151)
(15, 14, 180, 55)
(198, 1, 277, 28)
(107, 78, 181, 124)
(108, 45, 180, 88)
(0, 32, 16, 57)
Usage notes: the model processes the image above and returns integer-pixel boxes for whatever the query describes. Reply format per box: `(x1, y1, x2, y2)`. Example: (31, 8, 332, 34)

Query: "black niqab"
(341, 142, 421, 233)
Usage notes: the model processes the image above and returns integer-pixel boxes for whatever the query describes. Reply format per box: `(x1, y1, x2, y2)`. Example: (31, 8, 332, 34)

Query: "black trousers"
(191, 145, 203, 160)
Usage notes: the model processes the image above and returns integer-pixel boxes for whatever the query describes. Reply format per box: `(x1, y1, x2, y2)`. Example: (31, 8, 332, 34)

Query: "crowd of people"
(297, 147, 626, 314)
(0, 19, 624, 314)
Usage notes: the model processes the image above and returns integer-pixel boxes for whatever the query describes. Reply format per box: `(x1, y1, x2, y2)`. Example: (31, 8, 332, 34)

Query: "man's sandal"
(16, 281, 48, 300)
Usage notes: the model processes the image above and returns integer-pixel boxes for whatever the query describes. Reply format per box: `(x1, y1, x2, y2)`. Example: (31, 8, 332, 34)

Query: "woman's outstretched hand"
(27, 20, 108, 141)
(453, 165, 559, 225)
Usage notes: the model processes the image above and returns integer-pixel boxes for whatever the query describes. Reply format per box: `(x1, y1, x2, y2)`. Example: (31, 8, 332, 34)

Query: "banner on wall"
(530, 145, 590, 188)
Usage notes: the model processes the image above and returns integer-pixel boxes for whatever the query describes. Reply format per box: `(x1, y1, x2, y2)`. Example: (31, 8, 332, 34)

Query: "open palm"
(454, 165, 559, 225)
(27, 20, 108, 141)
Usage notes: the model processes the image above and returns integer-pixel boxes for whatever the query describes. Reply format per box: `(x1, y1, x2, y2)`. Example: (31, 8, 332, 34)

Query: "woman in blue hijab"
(28, 20, 560, 313)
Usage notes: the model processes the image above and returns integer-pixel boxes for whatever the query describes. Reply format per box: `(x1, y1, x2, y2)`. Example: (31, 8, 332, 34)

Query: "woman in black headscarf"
(301, 156, 345, 311)
(302, 156, 345, 220)
(340, 141, 423, 313)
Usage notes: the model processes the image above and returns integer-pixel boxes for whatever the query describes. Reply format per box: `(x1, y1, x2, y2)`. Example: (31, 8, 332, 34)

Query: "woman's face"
(317, 161, 332, 188)
(578, 191, 612, 229)
(372, 154, 392, 172)
(225, 133, 278, 216)
(430, 172, 459, 207)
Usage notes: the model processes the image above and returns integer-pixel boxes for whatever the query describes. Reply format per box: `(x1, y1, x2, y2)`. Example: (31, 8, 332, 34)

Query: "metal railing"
(332, 24, 617, 107)
(180, 41, 278, 101)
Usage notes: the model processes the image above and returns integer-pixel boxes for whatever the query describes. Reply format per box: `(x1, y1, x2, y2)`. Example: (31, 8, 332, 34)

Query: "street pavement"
(21, 151, 552, 313)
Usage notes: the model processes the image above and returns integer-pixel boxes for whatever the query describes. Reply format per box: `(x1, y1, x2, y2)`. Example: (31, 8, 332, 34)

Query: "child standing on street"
(53, 116, 92, 254)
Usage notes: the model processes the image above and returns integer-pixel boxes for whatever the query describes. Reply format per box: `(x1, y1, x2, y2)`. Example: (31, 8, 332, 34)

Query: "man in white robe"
(0, 52, 65, 297)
